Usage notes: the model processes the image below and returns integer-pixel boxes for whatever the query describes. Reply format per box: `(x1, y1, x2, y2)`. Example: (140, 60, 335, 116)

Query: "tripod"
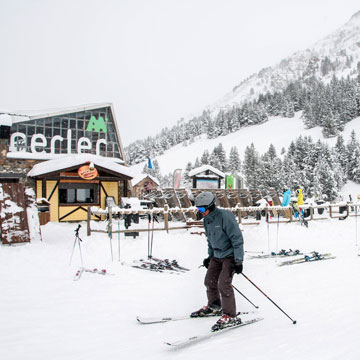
(69, 224, 83, 265)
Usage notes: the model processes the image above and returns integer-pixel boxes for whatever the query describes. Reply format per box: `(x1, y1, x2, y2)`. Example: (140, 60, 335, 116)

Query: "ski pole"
(241, 273, 297, 324)
(266, 211, 270, 255)
(69, 238, 77, 266)
(149, 214, 155, 259)
(77, 236, 83, 265)
(232, 284, 259, 309)
(276, 213, 280, 254)
(147, 214, 151, 259)
(108, 221, 113, 262)
(356, 203, 358, 247)
(149, 214, 158, 259)
(70, 224, 83, 265)
(118, 219, 120, 262)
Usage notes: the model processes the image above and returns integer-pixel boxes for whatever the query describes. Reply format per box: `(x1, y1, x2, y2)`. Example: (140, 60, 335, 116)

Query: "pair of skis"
(130, 257, 190, 274)
(292, 203, 309, 227)
(74, 267, 113, 281)
(278, 252, 335, 266)
(137, 312, 263, 347)
(248, 249, 302, 259)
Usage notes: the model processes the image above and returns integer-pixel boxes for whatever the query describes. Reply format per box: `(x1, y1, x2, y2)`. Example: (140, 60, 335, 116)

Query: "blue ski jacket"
(203, 207, 244, 262)
(282, 189, 291, 206)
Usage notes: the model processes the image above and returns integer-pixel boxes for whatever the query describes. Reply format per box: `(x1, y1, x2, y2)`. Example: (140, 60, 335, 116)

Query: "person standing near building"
(282, 188, 291, 207)
(190, 191, 244, 331)
(282, 188, 292, 219)
(296, 188, 304, 206)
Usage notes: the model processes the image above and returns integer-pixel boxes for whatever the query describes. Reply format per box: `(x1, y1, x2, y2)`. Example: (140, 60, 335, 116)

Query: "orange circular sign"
(78, 165, 98, 180)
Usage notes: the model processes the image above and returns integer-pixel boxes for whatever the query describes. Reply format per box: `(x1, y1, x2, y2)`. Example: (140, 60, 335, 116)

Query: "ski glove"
(234, 261, 243, 274)
(203, 257, 211, 269)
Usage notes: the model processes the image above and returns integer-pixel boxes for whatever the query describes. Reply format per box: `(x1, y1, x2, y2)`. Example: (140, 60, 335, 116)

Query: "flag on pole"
(173, 169, 182, 189)
(148, 156, 154, 169)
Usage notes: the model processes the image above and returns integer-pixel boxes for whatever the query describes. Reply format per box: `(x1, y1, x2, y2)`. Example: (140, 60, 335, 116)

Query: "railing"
(86, 202, 360, 236)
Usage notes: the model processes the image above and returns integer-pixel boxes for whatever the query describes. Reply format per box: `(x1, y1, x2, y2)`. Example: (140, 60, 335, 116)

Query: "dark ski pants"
(204, 257, 236, 317)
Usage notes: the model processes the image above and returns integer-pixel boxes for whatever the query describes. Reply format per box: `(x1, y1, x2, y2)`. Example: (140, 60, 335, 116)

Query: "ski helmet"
(195, 191, 216, 208)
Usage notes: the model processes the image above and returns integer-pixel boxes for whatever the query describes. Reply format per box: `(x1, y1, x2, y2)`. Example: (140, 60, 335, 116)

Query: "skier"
(296, 188, 304, 205)
(281, 188, 291, 207)
(282, 188, 292, 219)
(190, 191, 244, 331)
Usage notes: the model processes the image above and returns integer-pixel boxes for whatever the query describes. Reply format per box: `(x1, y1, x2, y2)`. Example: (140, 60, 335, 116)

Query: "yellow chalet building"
(0, 103, 133, 222)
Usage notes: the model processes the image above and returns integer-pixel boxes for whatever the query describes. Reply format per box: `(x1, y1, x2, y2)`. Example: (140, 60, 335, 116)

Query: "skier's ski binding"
(190, 305, 222, 318)
(211, 314, 242, 332)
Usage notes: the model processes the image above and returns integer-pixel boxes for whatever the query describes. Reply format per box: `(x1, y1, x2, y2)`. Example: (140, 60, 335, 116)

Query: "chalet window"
(59, 183, 99, 205)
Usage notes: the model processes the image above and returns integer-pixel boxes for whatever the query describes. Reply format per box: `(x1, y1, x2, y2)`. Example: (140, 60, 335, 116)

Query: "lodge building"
(0, 103, 133, 223)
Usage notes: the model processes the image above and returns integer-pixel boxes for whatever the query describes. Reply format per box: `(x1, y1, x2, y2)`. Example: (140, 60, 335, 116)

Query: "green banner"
(225, 175, 235, 189)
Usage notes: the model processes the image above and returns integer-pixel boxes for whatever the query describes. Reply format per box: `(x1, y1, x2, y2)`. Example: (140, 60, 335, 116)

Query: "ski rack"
(87, 201, 360, 235)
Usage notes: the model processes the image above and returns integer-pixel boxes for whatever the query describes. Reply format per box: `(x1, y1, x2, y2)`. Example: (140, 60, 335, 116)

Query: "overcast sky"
(0, 0, 359, 146)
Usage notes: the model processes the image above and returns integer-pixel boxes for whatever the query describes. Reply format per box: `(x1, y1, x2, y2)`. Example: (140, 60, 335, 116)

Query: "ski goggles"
(196, 206, 207, 213)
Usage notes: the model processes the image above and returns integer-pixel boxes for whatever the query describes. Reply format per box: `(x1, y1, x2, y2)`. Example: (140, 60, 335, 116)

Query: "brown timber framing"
(47, 180, 60, 201)
(59, 206, 89, 221)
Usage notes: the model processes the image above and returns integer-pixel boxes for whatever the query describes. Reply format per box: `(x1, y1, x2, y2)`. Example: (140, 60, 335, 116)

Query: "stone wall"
(0, 139, 40, 186)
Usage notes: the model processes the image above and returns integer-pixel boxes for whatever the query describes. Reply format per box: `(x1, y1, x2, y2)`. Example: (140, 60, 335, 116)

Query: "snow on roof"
(188, 165, 225, 178)
(27, 153, 133, 178)
(6, 150, 125, 163)
(131, 174, 160, 186)
(1, 103, 112, 124)
(0, 114, 12, 126)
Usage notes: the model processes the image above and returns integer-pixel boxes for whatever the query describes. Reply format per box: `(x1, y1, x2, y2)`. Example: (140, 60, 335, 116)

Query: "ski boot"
(211, 314, 242, 332)
(190, 304, 222, 318)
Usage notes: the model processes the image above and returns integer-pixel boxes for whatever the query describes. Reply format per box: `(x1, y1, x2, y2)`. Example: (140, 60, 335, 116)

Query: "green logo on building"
(86, 115, 108, 133)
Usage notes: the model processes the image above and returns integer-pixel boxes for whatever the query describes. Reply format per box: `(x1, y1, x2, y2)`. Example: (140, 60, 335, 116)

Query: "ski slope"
(130, 112, 360, 178)
(1, 182, 360, 359)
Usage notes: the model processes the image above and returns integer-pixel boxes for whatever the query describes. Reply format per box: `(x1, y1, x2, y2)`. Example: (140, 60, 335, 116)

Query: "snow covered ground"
(2, 183, 360, 359)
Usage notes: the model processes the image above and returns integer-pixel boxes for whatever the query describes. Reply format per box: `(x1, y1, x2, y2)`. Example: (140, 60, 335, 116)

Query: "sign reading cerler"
(8, 116, 108, 158)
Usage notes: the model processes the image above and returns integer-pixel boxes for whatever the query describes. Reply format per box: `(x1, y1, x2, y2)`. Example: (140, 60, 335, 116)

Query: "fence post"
(164, 204, 169, 233)
(87, 206, 91, 236)
(237, 206, 242, 224)
(329, 205, 333, 218)
(108, 204, 113, 239)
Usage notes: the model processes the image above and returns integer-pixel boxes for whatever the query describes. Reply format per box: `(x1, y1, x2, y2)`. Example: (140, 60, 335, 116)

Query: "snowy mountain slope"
(207, 10, 360, 114)
(130, 112, 360, 178)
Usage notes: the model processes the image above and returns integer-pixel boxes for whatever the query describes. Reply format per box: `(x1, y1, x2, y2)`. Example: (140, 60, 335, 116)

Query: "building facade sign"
(8, 107, 122, 160)
(78, 164, 98, 180)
